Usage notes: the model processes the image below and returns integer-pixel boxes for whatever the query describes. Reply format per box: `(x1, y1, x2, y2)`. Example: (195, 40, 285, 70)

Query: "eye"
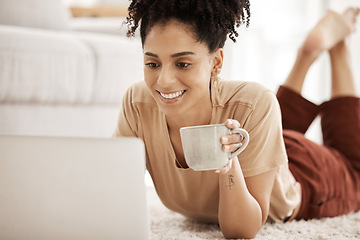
(176, 62, 191, 69)
(145, 62, 160, 68)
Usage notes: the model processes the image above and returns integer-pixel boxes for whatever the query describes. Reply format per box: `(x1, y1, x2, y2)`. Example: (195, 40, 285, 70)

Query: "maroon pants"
(276, 86, 360, 220)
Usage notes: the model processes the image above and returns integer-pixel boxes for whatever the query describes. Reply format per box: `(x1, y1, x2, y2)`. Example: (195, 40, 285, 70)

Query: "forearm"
(218, 159, 263, 239)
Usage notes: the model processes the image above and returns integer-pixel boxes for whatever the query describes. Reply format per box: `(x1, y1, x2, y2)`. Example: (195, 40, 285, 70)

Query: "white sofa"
(0, 0, 143, 138)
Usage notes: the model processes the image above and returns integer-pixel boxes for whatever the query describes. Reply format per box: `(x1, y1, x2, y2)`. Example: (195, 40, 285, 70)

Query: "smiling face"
(143, 20, 223, 121)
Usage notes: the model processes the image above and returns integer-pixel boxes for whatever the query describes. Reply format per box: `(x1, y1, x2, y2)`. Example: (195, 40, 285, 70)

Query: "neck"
(166, 101, 212, 133)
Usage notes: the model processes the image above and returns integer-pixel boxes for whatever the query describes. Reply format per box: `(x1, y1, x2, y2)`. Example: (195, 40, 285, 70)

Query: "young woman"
(113, 1, 360, 238)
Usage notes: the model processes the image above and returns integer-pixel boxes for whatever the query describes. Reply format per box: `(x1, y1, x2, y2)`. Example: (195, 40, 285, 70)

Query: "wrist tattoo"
(226, 174, 235, 190)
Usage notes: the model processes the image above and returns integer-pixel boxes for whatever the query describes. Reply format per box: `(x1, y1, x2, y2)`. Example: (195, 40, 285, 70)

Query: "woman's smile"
(157, 90, 186, 103)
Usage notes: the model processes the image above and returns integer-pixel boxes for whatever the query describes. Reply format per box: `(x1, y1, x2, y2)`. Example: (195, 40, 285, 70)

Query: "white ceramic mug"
(180, 124, 250, 171)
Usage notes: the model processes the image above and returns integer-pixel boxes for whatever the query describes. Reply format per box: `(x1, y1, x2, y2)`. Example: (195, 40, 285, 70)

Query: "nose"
(157, 65, 177, 89)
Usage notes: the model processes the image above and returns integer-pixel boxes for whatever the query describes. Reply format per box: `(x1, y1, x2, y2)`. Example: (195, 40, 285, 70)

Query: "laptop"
(0, 135, 149, 240)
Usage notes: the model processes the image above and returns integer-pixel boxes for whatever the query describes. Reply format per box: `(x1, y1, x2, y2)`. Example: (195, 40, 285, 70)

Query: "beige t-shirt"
(113, 77, 301, 222)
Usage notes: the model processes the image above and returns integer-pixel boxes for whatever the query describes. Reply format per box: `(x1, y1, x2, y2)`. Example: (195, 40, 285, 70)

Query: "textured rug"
(147, 187, 360, 240)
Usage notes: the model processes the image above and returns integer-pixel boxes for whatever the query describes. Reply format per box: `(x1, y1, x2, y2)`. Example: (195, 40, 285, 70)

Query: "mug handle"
(228, 128, 250, 159)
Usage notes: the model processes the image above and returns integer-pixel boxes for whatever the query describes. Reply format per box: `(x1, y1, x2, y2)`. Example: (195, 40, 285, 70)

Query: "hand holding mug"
(180, 120, 249, 171)
(215, 119, 245, 174)
(221, 119, 245, 154)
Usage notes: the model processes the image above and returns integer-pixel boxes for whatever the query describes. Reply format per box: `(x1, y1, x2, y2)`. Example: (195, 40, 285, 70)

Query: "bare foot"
(343, 7, 360, 26)
(303, 7, 359, 54)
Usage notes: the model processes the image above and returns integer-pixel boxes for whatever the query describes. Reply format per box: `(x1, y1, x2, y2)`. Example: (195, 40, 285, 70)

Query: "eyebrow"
(144, 51, 195, 58)
(171, 51, 195, 58)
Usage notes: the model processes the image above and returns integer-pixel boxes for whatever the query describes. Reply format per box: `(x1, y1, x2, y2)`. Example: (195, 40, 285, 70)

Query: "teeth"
(160, 90, 185, 99)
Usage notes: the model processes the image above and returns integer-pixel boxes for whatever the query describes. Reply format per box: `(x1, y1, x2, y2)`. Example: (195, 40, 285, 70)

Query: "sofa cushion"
(74, 32, 144, 104)
(0, 0, 71, 30)
(0, 25, 94, 104)
(0, 25, 143, 104)
(0, 103, 119, 137)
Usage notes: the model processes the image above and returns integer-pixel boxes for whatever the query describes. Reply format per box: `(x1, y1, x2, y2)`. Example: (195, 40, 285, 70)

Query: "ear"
(211, 48, 224, 76)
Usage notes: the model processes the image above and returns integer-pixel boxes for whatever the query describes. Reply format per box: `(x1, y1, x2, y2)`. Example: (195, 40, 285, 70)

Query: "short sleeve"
(236, 90, 287, 177)
(112, 85, 138, 138)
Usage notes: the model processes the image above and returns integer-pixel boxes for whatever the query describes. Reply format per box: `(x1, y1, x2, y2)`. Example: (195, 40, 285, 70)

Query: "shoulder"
(123, 81, 157, 106)
(118, 81, 158, 138)
(217, 80, 277, 110)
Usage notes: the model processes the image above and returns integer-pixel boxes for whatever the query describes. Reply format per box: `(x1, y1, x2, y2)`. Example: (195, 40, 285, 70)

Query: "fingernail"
(224, 145, 230, 151)
(222, 137, 228, 143)
(215, 170, 220, 173)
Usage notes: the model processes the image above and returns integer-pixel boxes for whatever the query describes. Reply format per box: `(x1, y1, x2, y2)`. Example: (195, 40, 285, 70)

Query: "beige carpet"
(147, 187, 360, 240)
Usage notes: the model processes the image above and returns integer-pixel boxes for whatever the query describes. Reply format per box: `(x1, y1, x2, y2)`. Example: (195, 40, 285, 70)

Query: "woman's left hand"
(215, 119, 244, 174)
(221, 119, 244, 153)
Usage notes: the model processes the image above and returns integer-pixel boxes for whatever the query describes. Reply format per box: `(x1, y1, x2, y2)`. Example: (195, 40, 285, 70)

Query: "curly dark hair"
(125, 0, 250, 53)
